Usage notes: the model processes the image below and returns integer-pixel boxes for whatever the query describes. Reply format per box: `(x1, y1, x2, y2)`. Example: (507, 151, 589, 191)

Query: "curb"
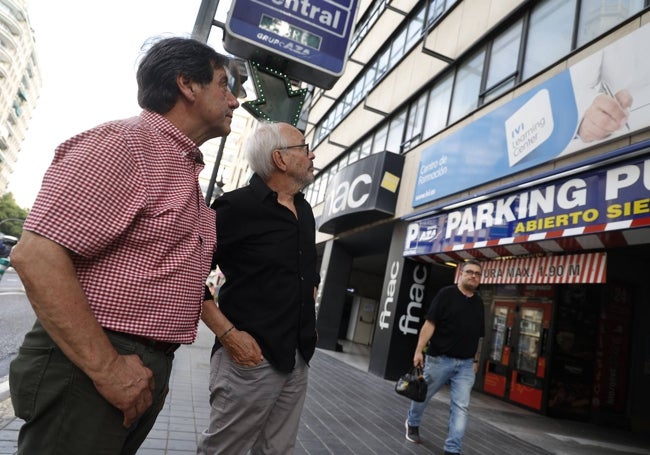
(0, 376, 8, 402)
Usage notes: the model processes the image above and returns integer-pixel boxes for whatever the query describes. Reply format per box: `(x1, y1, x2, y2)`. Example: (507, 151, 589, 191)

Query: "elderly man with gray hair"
(198, 121, 319, 454)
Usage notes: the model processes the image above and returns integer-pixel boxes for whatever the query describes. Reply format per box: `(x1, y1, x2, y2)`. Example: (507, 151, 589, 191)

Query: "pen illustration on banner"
(505, 89, 555, 167)
(600, 80, 631, 131)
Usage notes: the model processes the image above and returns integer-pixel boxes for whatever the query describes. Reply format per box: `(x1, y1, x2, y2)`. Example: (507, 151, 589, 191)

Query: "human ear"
(177, 74, 196, 100)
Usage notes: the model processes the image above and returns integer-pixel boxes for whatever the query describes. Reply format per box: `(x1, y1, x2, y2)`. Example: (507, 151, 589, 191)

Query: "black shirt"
(425, 285, 485, 359)
(209, 174, 319, 372)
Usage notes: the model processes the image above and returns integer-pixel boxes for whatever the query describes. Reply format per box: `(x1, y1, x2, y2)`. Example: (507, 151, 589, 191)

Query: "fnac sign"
(318, 152, 404, 234)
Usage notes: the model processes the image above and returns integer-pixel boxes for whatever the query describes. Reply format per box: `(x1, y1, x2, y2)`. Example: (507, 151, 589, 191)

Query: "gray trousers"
(197, 348, 308, 455)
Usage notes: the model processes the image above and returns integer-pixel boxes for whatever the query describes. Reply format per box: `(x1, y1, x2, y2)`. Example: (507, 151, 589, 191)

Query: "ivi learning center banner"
(413, 22, 650, 207)
(404, 155, 650, 256)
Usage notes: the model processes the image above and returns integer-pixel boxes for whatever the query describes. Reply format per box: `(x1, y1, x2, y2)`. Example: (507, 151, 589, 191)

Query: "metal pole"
(192, 0, 220, 42)
(193, 0, 225, 205)
(204, 136, 227, 206)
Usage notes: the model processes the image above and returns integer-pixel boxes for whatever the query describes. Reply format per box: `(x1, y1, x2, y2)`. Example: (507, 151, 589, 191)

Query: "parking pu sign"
(224, 0, 359, 89)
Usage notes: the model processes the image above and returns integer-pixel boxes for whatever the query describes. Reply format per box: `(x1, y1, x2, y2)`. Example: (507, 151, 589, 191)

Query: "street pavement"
(1, 322, 649, 454)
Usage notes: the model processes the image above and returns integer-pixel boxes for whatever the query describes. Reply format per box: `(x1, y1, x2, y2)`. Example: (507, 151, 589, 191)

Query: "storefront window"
(449, 48, 485, 123)
(484, 20, 523, 102)
(360, 137, 372, 158)
(423, 72, 453, 139)
(523, 0, 576, 79)
(404, 95, 427, 148)
(372, 123, 388, 153)
(577, 0, 645, 46)
(348, 147, 360, 164)
(386, 110, 406, 153)
(516, 307, 544, 374)
(405, 8, 425, 49)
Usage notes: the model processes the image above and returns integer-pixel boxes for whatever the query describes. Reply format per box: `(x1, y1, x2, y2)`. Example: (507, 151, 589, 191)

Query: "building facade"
(302, 0, 650, 433)
(0, 0, 40, 193)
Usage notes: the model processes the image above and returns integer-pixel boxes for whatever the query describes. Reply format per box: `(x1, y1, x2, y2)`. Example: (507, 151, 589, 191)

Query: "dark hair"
(460, 259, 481, 271)
(136, 37, 230, 114)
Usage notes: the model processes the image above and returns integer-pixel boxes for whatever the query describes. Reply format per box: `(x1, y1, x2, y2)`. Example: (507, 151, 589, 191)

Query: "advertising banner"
(405, 154, 650, 257)
(413, 23, 650, 206)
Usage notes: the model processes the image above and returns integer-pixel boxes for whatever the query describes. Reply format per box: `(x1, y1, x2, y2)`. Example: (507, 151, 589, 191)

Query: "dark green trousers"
(9, 321, 175, 455)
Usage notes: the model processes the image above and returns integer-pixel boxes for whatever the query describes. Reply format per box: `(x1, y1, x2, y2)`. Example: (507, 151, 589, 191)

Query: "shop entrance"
(481, 281, 634, 424)
(316, 223, 393, 370)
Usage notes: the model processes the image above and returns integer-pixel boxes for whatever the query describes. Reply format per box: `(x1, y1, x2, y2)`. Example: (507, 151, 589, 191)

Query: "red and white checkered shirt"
(25, 111, 216, 343)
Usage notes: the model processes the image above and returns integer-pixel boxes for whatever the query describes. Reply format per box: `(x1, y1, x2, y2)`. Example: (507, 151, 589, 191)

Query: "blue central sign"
(224, 0, 358, 89)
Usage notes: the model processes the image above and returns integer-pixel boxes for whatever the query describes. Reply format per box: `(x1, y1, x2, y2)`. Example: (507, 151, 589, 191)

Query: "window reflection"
(449, 49, 485, 123)
(523, 0, 575, 79)
(578, 0, 644, 46)
(423, 73, 453, 138)
(484, 20, 522, 102)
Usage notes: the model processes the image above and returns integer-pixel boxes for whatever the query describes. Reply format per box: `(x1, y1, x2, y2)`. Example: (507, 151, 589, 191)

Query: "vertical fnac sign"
(379, 259, 428, 336)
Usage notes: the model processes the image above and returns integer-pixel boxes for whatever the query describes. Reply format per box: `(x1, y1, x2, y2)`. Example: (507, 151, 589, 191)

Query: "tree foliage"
(0, 193, 28, 237)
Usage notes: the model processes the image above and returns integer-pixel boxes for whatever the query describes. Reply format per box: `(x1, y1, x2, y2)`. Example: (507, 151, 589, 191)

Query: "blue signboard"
(224, 0, 358, 89)
(405, 153, 650, 257)
(413, 23, 650, 207)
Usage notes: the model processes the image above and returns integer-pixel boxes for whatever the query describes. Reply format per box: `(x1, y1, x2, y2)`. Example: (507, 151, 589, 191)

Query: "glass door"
(516, 307, 543, 373)
(483, 301, 516, 398)
(508, 302, 552, 411)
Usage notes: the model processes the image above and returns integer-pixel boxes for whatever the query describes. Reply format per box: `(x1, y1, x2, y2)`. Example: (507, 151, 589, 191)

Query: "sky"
(8, 0, 232, 208)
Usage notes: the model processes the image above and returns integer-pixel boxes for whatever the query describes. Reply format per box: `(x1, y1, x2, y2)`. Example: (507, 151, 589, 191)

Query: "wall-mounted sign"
(453, 252, 607, 284)
(413, 22, 650, 206)
(405, 153, 650, 257)
(319, 151, 404, 234)
(224, 0, 359, 89)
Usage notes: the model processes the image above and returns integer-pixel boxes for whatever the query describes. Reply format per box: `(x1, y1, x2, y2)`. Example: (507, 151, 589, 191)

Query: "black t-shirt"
(208, 174, 319, 372)
(425, 285, 485, 359)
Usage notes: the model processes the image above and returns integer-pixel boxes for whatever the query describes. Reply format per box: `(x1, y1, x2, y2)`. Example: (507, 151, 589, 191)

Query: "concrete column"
(315, 239, 352, 351)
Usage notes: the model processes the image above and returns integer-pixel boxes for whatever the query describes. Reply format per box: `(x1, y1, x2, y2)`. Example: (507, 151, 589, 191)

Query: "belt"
(106, 330, 181, 355)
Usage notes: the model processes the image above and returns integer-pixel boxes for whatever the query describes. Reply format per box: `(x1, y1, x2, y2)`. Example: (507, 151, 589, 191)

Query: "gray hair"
(244, 122, 290, 180)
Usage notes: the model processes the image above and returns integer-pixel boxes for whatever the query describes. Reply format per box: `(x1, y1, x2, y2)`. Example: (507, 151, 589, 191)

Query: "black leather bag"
(395, 366, 428, 402)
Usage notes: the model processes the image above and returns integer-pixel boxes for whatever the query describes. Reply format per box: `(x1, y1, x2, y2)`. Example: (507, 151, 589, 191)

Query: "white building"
(300, 0, 650, 434)
(0, 0, 40, 193)
(196, 0, 650, 434)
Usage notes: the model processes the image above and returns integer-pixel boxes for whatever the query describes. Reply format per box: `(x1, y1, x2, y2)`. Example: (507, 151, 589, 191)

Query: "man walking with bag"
(404, 259, 485, 455)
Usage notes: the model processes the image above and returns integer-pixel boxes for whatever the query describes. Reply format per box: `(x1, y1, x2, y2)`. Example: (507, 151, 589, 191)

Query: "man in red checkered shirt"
(9, 37, 240, 455)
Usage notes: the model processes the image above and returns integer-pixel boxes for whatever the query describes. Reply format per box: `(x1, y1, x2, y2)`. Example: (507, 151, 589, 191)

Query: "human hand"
(413, 351, 424, 369)
(92, 354, 155, 428)
(222, 329, 264, 366)
(578, 90, 632, 142)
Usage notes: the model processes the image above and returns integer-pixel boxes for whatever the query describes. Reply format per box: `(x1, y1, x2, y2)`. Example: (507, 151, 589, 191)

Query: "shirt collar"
(140, 110, 203, 163)
(249, 173, 306, 202)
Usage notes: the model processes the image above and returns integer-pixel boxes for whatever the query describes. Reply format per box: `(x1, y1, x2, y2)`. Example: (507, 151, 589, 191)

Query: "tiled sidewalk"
(2, 322, 649, 454)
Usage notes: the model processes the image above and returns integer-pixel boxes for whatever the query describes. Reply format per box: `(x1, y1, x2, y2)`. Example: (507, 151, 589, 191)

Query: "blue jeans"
(406, 355, 475, 454)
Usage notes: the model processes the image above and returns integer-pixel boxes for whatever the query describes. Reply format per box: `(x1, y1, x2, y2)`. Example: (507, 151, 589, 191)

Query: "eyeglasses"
(277, 143, 310, 155)
(463, 270, 481, 277)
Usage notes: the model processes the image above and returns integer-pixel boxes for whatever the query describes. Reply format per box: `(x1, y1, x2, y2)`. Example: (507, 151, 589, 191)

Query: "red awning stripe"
(410, 227, 650, 266)
(476, 252, 607, 284)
